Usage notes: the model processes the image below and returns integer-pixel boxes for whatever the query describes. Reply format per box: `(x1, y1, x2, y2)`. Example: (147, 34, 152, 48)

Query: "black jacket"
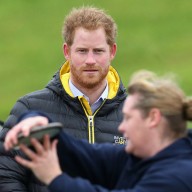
(0, 61, 127, 192)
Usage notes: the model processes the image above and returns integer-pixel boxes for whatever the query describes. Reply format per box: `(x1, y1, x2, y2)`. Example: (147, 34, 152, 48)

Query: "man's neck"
(70, 80, 108, 105)
(83, 87, 106, 105)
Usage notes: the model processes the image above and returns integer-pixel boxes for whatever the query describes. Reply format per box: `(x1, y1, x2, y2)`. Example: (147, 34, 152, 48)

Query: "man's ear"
(110, 43, 117, 61)
(63, 43, 70, 60)
(148, 108, 162, 128)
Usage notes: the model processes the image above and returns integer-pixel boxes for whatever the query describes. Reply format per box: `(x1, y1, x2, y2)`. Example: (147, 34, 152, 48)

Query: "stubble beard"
(70, 65, 109, 89)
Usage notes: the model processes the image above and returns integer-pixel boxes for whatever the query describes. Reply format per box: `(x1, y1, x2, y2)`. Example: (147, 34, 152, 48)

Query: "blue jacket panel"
(48, 131, 192, 192)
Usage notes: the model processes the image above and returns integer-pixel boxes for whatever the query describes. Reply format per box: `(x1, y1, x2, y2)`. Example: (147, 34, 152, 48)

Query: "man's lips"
(83, 69, 98, 71)
(83, 69, 98, 72)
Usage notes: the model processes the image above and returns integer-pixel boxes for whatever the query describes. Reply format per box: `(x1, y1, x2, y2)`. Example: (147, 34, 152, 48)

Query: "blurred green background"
(0, 0, 192, 123)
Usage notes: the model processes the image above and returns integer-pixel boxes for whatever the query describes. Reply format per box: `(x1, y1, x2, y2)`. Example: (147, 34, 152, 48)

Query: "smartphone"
(14, 122, 63, 150)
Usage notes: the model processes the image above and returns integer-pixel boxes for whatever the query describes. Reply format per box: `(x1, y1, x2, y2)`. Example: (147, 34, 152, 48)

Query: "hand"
(15, 134, 62, 185)
(4, 116, 49, 151)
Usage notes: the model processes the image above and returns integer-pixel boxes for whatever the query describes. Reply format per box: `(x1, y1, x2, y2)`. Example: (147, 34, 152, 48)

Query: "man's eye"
(78, 49, 87, 53)
(94, 50, 104, 53)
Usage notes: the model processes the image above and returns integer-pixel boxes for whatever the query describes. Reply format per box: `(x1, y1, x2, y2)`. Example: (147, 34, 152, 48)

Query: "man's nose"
(85, 51, 96, 64)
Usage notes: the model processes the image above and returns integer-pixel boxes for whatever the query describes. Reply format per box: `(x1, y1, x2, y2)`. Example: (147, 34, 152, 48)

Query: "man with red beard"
(0, 6, 127, 192)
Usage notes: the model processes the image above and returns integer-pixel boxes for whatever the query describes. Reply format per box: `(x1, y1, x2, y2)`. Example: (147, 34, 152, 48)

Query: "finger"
(5, 126, 31, 151)
(19, 117, 45, 136)
(4, 120, 34, 150)
(4, 125, 22, 150)
(15, 155, 34, 169)
(43, 134, 51, 150)
(30, 138, 45, 155)
(4, 116, 49, 150)
(51, 139, 58, 151)
(21, 124, 32, 137)
(21, 117, 49, 136)
(19, 144, 38, 161)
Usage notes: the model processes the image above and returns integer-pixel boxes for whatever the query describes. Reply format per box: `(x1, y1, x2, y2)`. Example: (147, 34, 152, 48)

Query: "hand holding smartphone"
(14, 122, 63, 150)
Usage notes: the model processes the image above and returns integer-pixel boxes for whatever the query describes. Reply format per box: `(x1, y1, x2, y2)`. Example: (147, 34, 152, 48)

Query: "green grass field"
(0, 0, 192, 123)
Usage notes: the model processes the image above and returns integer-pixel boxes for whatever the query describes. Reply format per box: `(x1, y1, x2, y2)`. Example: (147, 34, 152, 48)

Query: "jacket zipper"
(80, 99, 107, 144)
(88, 116, 94, 143)
(88, 99, 107, 144)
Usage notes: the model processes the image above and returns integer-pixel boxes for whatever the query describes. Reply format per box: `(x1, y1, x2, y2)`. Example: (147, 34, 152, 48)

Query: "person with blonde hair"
(4, 70, 192, 192)
(0, 6, 127, 191)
